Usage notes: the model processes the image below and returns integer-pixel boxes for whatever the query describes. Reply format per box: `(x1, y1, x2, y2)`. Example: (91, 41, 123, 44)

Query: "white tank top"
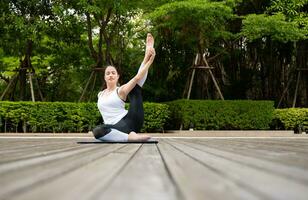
(97, 87, 128, 125)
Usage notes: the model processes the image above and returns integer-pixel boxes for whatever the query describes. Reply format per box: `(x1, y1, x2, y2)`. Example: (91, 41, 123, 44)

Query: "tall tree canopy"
(0, 0, 307, 106)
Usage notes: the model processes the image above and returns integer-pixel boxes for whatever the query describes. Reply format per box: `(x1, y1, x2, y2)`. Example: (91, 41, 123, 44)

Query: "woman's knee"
(93, 125, 111, 139)
(128, 85, 142, 99)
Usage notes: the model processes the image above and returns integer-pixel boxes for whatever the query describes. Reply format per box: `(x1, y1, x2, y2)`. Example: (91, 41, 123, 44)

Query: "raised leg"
(137, 33, 155, 87)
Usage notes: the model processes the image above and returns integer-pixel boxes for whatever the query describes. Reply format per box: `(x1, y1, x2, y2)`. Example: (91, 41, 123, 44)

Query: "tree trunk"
(19, 39, 33, 101)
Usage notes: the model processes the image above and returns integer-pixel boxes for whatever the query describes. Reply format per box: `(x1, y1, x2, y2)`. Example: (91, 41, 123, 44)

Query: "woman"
(93, 33, 155, 142)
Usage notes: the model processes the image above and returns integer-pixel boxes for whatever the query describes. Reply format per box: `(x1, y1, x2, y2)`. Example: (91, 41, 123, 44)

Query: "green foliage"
(2, 100, 308, 133)
(0, 56, 19, 78)
(223, 0, 243, 8)
(0, 101, 100, 133)
(273, 0, 308, 35)
(0, 0, 307, 104)
(145, 0, 237, 101)
(268, 0, 308, 19)
(165, 99, 274, 130)
(242, 13, 307, 42)
(273, 108, 308, 130)
(0, 101, 170, 133)
(149, 0, 234, 48)
(142, 102, 170, 132)
(242, 0, 308, 42)
(0, 0, 53, 54)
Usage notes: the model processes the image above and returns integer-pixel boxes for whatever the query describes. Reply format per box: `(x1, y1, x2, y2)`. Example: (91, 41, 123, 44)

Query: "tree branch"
(96, 13, 104, 67)
(86, 12, 98, 60)
(208, 53, 222, 62)
(100, 7, 113, 65)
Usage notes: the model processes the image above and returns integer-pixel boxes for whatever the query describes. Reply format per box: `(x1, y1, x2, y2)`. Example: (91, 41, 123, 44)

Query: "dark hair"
(101, 65, 121, 90)
(104, 65, 118, 74)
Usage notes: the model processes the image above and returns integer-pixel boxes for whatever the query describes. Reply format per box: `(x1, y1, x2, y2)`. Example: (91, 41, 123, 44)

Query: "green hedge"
(273, 108, 308, 131)
(0, 101, 169, 133)
(165, 99, 274, 130)
(142, 103, 170, 132)
(2, 100, 306, 133)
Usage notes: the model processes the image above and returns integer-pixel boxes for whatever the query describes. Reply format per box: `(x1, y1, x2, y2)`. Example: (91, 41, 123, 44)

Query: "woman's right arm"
(118, 48, 155, 100)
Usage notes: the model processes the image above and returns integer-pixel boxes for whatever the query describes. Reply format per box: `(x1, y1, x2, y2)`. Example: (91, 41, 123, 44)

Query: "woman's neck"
(106, 84, 117, 91)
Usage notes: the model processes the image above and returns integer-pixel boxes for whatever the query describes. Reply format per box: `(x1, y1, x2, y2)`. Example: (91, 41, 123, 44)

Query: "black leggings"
(93, 85, 144, 139)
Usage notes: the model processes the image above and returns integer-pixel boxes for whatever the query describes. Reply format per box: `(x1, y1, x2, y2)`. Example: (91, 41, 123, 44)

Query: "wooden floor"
(1, 136, 308, 200)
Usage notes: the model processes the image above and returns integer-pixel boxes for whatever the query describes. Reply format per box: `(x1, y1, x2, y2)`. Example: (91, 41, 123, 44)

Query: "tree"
(0, 0, 53, 101)
(240, 0, 308, 107)
(148, 0, 236, 100)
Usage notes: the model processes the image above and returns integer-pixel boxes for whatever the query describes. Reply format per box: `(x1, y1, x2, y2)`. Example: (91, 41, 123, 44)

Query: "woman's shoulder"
(98, 89, 106, 98)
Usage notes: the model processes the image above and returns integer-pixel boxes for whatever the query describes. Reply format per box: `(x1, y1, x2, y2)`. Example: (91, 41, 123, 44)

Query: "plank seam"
(156, 142, 186, 200)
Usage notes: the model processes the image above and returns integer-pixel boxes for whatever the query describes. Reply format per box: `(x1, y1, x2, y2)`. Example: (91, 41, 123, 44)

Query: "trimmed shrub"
(165, 99, 274, 130)
(0, 101, 170, 133)
(142, 102, 170, 132)
(273, 108, 308, 132)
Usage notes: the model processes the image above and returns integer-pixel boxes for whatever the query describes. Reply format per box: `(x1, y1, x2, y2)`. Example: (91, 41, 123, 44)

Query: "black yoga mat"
(77, 140, 158, 144)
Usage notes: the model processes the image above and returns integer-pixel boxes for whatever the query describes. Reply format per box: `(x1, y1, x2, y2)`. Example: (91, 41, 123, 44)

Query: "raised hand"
(147, 47, 156, 64)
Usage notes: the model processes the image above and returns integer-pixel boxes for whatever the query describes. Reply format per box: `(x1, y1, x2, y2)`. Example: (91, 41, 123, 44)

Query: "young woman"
(93, 33, 155, 142)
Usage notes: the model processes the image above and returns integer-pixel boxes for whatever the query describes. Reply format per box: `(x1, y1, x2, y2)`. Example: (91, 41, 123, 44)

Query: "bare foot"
(144, 33, 154, 62)
(128, 132, 151, 142)
(146, 33, 154, 49)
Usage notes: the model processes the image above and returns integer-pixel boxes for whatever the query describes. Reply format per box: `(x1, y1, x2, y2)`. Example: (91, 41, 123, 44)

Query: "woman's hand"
(147, 47, 156, 65)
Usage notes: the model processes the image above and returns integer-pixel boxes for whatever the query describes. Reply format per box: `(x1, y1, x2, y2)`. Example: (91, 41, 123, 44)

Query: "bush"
(273, 108, 308, 132)
(142, 102, 170, 132)
(0, 101, 170, 133)
(165, 99, 274, 130)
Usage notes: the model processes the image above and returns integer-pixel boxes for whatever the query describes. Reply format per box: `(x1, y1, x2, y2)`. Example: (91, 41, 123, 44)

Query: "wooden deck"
(1, 136, 308, 200)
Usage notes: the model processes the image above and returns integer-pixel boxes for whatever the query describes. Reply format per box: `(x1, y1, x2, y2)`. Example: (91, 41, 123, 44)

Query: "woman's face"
(104, 66, 119, 85)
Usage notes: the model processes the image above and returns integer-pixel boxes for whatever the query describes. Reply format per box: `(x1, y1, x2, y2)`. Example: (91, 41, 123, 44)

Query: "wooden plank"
(0, 141, 76, 154)
(224, 138, 308, 158)
(192, 138, 308, 168)
(0, 138, 78, 153)
(223, 138, 308, 152)
(2, 137, 308, 200)
(10, 144, 141, 200)
(185, 138, 308, 159)
(98, 143, 180, 200)
(0, 141, 99, 174)
(157, 139, 260, 200)
(0, 139, 48, 151)
(0, 141, 125, 199)
(168, 138, 308, 200)
(0, 140, 86, 164)
(212, 138, 308, 150)
(178, 138, 308, 184)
